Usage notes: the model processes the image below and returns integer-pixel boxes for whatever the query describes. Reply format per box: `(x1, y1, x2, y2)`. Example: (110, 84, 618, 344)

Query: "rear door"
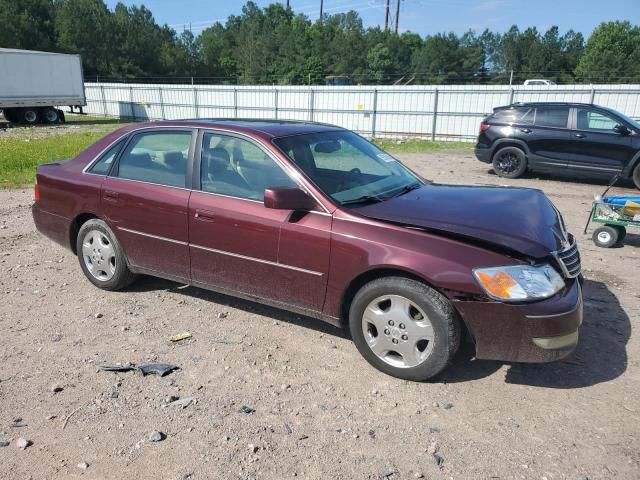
(525, 105, 571, 172)
(102, 129, 195, 282)
(567, 107, 633, 176)
(188, 130, 332, 312)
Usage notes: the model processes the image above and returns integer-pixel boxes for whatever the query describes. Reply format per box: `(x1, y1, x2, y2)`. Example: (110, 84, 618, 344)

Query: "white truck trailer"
(0, 48, 86, 125)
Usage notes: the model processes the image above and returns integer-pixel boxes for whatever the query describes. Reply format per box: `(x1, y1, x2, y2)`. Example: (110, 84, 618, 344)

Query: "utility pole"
(286, 0, 290, 8)
(320, 0, 323, 20)
(384, 0, 390, 31)
(394, 0, 400, 33)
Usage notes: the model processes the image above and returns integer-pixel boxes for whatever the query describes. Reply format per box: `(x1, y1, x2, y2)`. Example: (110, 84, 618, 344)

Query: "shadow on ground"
(128, 275, 347, 338)
(128, 276, 630, 388)
(438, 279, 630, 388)
(487, 167, 637, 191)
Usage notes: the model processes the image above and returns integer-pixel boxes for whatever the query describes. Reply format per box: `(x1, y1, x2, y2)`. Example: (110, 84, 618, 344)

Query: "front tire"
(349, 277, 461, 381)
(492, 146, 528, 178)
(76, 219, 137, 290)
(633, 164, 640, 190)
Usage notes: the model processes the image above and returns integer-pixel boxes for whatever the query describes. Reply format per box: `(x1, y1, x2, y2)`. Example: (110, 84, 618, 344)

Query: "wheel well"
(69, 213, 98, 254)
(339, 268, 436, 328)
(491, 142, 527, 161)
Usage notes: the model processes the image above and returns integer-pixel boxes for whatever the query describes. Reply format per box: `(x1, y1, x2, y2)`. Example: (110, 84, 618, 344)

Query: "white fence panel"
(82, 82, 640, 141)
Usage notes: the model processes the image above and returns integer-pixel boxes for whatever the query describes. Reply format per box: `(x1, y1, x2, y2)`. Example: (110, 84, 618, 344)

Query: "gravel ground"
(0, 148, 639, 480)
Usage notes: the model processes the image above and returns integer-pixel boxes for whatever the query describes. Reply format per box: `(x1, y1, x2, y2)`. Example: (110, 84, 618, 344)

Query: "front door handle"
(574, 133, 587, 139)
(103, 190, 120, 203)
(520, 128, 532, 134)
(194, 210, 216, 222)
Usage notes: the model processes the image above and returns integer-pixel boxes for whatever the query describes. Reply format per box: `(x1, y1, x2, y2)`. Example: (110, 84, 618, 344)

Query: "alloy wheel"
(81, 230, 116, 281)
(361, 294, 435, 368)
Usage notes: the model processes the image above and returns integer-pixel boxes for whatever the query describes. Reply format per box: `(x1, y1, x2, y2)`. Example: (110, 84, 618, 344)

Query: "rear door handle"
(520, 128, 532, 134)
(574, 133, 587, 138)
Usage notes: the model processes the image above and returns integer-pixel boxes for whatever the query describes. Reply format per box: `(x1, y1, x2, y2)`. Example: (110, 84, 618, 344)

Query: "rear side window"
(116, 131, 192, 188)
(88, 139, 124, 175)
(491, 107, 534, 124)
(534, 106, 569, 128)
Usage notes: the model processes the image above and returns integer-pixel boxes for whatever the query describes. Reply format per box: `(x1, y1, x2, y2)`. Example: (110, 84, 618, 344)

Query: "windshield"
(273, 131, 423, 205)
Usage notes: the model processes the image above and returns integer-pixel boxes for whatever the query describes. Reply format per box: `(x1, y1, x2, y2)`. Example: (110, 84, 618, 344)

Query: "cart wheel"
(613, 226, 626, 243)
(592, 226, 619, 248)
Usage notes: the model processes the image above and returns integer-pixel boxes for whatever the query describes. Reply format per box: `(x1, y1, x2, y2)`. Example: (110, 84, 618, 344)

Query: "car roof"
(119, 119, 344, 139)
(497, 102, 602, 109)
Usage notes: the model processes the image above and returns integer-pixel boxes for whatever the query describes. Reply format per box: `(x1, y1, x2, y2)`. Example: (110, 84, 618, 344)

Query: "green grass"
(374, 138, 473, 154)
(0, 127, 122, 188)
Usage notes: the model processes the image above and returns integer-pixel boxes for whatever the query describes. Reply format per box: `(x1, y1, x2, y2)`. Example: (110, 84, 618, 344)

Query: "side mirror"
(264, 187, 317, 211)
(614, 124, 630, 135)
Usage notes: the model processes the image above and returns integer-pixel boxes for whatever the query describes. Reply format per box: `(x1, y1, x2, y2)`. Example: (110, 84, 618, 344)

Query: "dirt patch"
(1, 152, 638, 479)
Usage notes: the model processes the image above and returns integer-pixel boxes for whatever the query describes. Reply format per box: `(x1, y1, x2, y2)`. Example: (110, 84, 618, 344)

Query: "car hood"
(354, 183, 567, 259)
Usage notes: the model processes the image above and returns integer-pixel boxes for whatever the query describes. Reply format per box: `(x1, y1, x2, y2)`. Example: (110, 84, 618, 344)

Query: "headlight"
(473, 264, 565, 302)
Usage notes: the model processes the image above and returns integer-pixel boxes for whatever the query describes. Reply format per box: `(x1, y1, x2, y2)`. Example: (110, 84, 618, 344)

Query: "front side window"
(116, 131, 191, 188)
(89, 139, 124, 175)
(273, 130, 422, 205)
(534, 106, 569, 128)
(576, 108, 620, 132)
(200, 133, 297, 201)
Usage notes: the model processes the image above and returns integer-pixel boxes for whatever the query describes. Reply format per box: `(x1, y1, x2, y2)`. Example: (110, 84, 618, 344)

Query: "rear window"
(534, 106, 569, 128)
(116, 131, 192, 188)
(491, 107, 534, 124)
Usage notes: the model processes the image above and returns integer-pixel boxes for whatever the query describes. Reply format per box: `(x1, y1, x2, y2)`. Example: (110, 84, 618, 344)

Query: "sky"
(104, 0, 640, 37)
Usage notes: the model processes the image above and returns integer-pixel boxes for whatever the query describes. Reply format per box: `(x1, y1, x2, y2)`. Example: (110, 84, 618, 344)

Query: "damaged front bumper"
(454, 280, 583, 363)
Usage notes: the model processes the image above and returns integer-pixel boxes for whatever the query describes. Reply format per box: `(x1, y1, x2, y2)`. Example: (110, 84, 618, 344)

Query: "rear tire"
(592, 225, 619, 248)
(41, 107, 60, 124)
(20, 108, 39, 125)
(76, 219, 137, 291)
(492, 146, 528, 178)
(348, 276, 461, 382)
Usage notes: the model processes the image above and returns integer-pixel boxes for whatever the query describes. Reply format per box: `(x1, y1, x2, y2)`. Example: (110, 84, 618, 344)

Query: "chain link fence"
(84, 83, 640, 141)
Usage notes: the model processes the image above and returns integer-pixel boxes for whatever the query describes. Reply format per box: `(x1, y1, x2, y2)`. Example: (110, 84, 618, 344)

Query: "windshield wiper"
(340, 195, 385, 206)
(389, 182, 422, 198)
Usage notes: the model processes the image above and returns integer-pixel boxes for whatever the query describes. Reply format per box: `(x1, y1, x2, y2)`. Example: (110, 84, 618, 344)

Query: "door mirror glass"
(264, 187, 317, 211)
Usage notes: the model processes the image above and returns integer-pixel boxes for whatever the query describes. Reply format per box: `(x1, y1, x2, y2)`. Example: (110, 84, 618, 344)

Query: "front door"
(188, 131, 331, 312)
(567, 107, 634, 177)
(102, 129, 194, 281)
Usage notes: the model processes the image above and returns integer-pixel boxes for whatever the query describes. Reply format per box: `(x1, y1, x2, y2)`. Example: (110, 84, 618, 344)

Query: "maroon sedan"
(32, 120, 583, 381)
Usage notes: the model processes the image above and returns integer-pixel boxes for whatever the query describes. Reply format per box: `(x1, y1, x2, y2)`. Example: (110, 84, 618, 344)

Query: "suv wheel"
(76, 219, 137, 290)
(633, 164, 640, 190)
(492, 146, 528, 178)
(349, 277, 461, 381)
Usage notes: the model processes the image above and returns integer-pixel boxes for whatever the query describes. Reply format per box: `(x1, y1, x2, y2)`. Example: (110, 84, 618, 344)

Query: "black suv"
(474, 102, 640, 189)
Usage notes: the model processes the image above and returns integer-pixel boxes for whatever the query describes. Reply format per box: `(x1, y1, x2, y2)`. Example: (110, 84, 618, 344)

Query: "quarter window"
(534, 106, 569, 128)
(200, 133, 296, 201)
(576, 109, 619, 132)
(89, 139, 124, 175)
(116, 131, 191, 188)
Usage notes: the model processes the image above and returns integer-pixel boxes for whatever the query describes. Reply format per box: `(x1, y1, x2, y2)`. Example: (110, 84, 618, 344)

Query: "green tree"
(576, 21, 640, 82)
(366, 43, 392, 83)
(54, 0, 113, 76)
(0, 0, 56, 51)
